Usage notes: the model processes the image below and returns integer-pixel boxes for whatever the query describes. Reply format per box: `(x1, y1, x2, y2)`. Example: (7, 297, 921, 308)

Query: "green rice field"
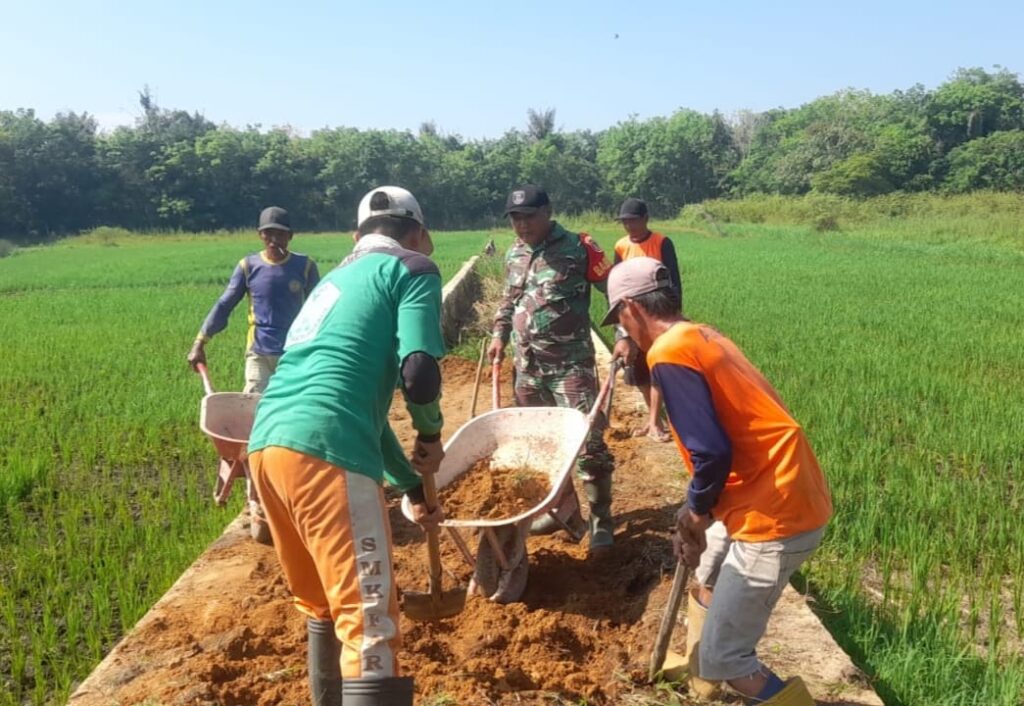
(0, 229, 498, 704)
(2, 210, 1024, 705)
(580, 218, 1024, 706)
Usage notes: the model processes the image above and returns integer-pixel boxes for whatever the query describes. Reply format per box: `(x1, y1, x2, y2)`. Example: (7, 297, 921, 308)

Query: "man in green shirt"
(248, 186, 444, 706)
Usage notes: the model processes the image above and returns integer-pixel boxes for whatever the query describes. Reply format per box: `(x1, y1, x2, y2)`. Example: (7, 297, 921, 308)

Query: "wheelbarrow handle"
(195, 363, 215, 396)
(195, 363, 215, 395)
(587, 358, 621, 427)
(491, 361, 502, 411)
(602, 357, 619, 422)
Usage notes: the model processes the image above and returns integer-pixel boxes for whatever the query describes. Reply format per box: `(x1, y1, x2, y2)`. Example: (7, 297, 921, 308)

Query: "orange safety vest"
(615, 231, 669, 262)
(648, 322, 832, 542)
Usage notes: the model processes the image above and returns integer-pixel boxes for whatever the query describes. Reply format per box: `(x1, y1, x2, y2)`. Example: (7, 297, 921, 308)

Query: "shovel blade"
(660, 649, 689, 682)
(402, 588, 467, 621)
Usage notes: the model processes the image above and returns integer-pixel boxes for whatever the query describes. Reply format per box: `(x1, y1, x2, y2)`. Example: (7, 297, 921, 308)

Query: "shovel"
(648, 561, 691, 682)
(402, 467, 467, 621)
(469, 339, 487, 418)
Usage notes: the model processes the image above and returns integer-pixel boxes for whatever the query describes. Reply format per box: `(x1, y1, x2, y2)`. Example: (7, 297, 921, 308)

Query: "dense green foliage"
(678, 191, 1024, 248)
(2, 68, 1023, 244)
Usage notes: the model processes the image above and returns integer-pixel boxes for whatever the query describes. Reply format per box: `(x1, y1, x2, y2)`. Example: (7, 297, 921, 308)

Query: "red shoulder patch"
(579, 232, 611, 283)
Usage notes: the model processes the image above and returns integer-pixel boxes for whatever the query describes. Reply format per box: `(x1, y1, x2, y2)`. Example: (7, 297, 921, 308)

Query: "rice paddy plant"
(581, 219, 1024, 705)
(0, 229, 494, 705)
(5, 216, 1023, 705)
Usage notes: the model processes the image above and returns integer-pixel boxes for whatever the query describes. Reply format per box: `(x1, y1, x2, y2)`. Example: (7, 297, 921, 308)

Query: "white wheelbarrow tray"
(196, 383, 270, 543)
(199, 391, 260, 463)
(401, 405, 590, 527)
(400, 405, 592, 603)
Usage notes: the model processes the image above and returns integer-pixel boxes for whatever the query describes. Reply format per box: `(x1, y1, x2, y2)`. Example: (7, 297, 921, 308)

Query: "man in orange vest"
(610, 198, 680, 443)
(604, 257, 831, 705)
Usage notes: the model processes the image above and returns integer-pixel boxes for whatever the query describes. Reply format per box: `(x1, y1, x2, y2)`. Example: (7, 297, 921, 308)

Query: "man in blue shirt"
(187, 206, 320, 392)
(187, 206, 320, 544)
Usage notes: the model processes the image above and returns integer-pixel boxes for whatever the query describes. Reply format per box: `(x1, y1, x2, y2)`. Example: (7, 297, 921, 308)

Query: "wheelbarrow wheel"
(473, 524, 529, 604)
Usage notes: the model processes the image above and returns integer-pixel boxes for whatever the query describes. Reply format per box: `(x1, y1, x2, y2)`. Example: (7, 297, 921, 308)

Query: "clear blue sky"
(3, 0, 1021, 138)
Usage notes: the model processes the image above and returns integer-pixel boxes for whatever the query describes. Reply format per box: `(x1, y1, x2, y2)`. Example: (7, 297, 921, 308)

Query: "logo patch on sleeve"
(285, 282, 340, 348)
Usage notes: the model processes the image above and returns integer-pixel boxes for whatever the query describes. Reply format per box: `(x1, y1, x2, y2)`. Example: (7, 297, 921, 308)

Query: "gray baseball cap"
(258, 206, 292, 233)
(601, 257, 672, 325)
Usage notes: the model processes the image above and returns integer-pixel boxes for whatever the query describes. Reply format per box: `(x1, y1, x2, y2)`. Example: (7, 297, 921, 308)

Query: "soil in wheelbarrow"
(83, 356, 873, 706)
(439, 458, 551, 521)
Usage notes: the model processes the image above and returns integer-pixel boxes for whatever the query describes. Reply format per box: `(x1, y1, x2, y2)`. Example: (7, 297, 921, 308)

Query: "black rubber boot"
(529, 484, 586, 539)
(342, 676, 414, 706)
(307, 618, 343, 706)
(583, 476, 614, 554)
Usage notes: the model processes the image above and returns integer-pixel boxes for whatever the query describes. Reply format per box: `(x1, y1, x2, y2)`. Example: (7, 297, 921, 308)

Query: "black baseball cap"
(505, 185, 550, 216)
(258, 206, 292, 233)
(615, 197, 648, 220)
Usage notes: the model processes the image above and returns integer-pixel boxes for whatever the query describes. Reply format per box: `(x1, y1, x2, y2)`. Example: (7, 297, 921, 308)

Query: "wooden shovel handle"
(470, 339, 487, 418)
(419, 469, 445, 601)
(649, 561, 691, 682)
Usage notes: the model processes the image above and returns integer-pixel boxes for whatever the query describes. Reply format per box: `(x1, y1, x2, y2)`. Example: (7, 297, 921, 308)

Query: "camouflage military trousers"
(513, 362, 614, 480)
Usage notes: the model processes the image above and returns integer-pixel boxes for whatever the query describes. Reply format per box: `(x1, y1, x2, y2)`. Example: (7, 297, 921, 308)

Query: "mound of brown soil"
(439, 458, 550, 521)
(70, 355, 880, 706)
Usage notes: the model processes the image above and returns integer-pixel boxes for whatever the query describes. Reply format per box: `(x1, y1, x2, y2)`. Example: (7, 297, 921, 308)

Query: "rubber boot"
(685, 588, 722, 699)
(530, 484, 586, 539)
(342, 676, 414, 706)
(583, 476, 614, 554)
(307, 619, 343, 706)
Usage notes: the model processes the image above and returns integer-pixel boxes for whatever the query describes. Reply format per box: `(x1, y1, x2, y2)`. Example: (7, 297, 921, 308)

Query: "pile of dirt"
(439, 458, 551, 521)
(71, 354, 884, 706)
(73, 356, 688, 706)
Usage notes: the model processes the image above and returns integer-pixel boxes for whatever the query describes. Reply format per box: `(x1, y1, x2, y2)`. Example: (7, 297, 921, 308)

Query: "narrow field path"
(69, 354, 880, 706)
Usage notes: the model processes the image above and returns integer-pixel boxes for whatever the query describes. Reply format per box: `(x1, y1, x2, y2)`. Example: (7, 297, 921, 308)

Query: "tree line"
(1, 67, 1022, 243)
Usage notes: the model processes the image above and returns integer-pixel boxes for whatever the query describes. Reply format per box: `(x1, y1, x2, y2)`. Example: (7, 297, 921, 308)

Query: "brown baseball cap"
(601, 257, 672, 325)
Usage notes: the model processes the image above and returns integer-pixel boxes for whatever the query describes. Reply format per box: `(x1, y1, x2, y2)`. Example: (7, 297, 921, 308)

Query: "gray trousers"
(695, 522, 825, 681)
(243, 352, 279, 393)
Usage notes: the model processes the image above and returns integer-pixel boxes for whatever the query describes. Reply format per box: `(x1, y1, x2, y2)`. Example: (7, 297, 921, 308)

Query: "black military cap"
(504, 185, 550, 216)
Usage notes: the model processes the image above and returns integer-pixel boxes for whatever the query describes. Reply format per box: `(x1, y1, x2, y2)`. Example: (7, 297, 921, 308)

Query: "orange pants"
(249, 446, 401, 679)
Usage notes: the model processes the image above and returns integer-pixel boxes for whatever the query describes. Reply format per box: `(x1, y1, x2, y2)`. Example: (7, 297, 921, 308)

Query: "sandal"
(648, 428, 672, 443)
(632, 425, 672, 443)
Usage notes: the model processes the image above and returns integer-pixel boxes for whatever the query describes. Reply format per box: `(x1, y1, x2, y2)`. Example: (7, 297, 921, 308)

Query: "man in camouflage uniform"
(487, 185, 616, 554)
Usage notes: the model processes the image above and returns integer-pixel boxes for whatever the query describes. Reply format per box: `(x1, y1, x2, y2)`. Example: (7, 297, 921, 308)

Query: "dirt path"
(69, 356, 881, 706)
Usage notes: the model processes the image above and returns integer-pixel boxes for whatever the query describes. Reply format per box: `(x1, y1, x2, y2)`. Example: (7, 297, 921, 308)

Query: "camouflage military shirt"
(493, 222, 610, 375)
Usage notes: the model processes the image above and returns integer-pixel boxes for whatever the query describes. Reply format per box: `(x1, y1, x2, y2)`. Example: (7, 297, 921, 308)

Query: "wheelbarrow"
(401, 358, 618, 604)
(194, 363, 271, 544)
